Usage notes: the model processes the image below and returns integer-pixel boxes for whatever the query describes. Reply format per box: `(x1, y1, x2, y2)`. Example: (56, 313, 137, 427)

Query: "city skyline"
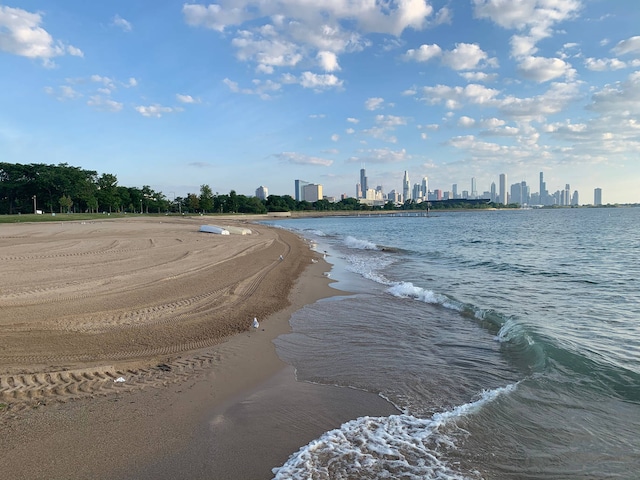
(1, 2, 639, 204)
(295, 166, 605, 206)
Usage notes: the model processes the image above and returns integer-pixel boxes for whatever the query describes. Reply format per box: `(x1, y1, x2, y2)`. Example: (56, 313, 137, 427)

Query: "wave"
(272, 384, 517, 480)
(344, 235, 380, 250)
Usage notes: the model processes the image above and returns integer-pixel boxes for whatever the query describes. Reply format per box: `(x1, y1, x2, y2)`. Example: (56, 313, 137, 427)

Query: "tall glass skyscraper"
(499, 173, 508, 204)
(403, 171, 411, 202)
(359, 168, 368, 198)
(294, 179, 309, 201)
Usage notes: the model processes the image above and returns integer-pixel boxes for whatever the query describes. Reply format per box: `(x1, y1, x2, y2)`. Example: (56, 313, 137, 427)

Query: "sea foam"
(272, 384, 517, 480)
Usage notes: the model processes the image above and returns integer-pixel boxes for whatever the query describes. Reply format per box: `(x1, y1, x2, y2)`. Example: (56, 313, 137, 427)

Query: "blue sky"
(1, 1, 639, 204)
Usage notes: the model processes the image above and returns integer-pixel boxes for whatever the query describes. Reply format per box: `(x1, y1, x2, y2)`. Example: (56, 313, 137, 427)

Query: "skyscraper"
(471, 177, 477, 199)
(302, 183, 323, 202)
(594, 188, 602, 206)
(255, 186, 268, 200)
(403, 170, 411, 202)
(294, 179, 309, 201)
(499, 173, 508, 204)
(491, 182, 496, 202)
(421, 176, 429, 199)
(360, 168, 368, 198)
(565, 184, 571, 206)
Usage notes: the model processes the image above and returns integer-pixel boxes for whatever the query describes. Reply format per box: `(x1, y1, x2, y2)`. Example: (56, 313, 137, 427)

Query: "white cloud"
(375, 114, 407, 128)
(612, 36, 640, 56)
(584, 57, 627, 71)
(276, 151, 333, 166)
(365, 97, 385, 110)
(588, 71, 640, 116)
(459, 71, 498, 83)
(317, 51, 340, 72)
(91, 75, 116, 89)
(498, 81, 581, 121)
(87, 96, 123, 112)
(347, 117, 359, 124)
(135, 104, 178, 118)
(346, 128, 355, 134)
(458, 116, 476, 127)
(420, 83, 500, 109)
(176, 94, 200, 104)
(349, 147, 409, 164)
(403, 43, 442, 62)
(0, 6, 81, 65)
(442, 43, 494, 70)
(232, 29, 303, 72)
(223, 77, 282, 99)
(183, 4, 247, 32)
(298, 72, 343, 90)
(112, 14, 132, 32)
(67, 45, 84, 57)
(45, 85, 82, 101)
(183, 0, 436, 75)
(480, 117, 506, 128)
(331, 133, 340, 142)
(126, 77, 138, 87)
(517, 56, 575, 82)
(473, 0, 581, 58)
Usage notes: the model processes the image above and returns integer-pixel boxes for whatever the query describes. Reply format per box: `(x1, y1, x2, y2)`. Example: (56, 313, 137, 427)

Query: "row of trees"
(1, 162, 501, 216)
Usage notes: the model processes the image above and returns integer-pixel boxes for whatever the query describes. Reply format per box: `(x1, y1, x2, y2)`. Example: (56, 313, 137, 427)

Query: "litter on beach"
(114, 377, 126, 383)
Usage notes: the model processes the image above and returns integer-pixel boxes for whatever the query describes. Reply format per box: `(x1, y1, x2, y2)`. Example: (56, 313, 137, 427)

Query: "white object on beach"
(253, 317, 259, 329)
(224, 225, 252, 235)
(114, 377, 126, 383)
(323, 272, 331, 278)
(199, 225, 230, 235)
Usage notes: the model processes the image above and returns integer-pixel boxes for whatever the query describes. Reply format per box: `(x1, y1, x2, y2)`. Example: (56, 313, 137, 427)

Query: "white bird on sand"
(252, 317, 259, 329)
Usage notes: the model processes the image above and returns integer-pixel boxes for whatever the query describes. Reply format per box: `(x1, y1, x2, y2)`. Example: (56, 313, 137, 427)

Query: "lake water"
(264, 207, 640, 479)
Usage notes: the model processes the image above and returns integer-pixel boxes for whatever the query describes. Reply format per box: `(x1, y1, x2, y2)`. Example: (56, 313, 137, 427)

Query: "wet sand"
(0, 216, 397, 479)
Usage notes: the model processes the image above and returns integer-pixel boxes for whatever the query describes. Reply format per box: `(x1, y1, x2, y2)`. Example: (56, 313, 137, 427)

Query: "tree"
(59, 195, 73, 213)
(225, 190, 238, 213)
(199, 184, 214, 213)
(97, 173, 118, 213)
(187, 193, 200, 213)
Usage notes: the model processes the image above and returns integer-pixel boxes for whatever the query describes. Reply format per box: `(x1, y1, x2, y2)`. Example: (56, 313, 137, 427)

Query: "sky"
(1, 1, 639, 204)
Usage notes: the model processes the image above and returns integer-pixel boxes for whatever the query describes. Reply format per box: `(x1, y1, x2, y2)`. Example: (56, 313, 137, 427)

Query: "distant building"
(594, 188, 602, 206)
(294, 180, 310, 202)
(499, 173, 508, 204)
(412, 183, 422, 202)
(255, 185, 268, 200)
(387, 189, 401, 203)
(403, 171, 411, 201)
(359, 168, 368, 198)
(421, 177, 429, 199)
(302, 183, 323, 202)
(471, 177, 477, 199)
(572, 190, 579, 206)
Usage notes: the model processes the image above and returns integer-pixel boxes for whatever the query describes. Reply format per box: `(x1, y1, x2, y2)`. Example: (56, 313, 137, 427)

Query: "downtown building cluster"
(353, 169, 604, 207)
(259, 170, 604, 207)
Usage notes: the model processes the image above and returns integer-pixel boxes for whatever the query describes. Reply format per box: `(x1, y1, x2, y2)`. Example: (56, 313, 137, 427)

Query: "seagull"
(252, 317, 259, 329)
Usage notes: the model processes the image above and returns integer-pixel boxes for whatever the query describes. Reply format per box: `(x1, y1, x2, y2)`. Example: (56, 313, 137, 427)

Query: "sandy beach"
(0, 216, 397, 479)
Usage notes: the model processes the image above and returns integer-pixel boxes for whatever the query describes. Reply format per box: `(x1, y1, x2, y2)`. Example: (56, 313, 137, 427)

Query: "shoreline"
(0, 217, 398, 479)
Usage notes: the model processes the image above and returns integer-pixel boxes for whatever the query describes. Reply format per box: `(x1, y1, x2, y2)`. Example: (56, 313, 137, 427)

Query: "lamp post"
(32, 195, 37, 214)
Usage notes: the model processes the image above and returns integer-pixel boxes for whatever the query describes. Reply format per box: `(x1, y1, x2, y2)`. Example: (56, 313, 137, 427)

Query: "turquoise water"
(265, 208, 640, 479)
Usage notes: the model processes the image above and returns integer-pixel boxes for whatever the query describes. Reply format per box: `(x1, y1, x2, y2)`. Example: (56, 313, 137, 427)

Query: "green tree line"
(1, 162, 502, 216)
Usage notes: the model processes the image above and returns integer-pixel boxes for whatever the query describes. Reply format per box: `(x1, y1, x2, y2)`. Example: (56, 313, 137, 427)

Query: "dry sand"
(0, 216, 397, 479)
